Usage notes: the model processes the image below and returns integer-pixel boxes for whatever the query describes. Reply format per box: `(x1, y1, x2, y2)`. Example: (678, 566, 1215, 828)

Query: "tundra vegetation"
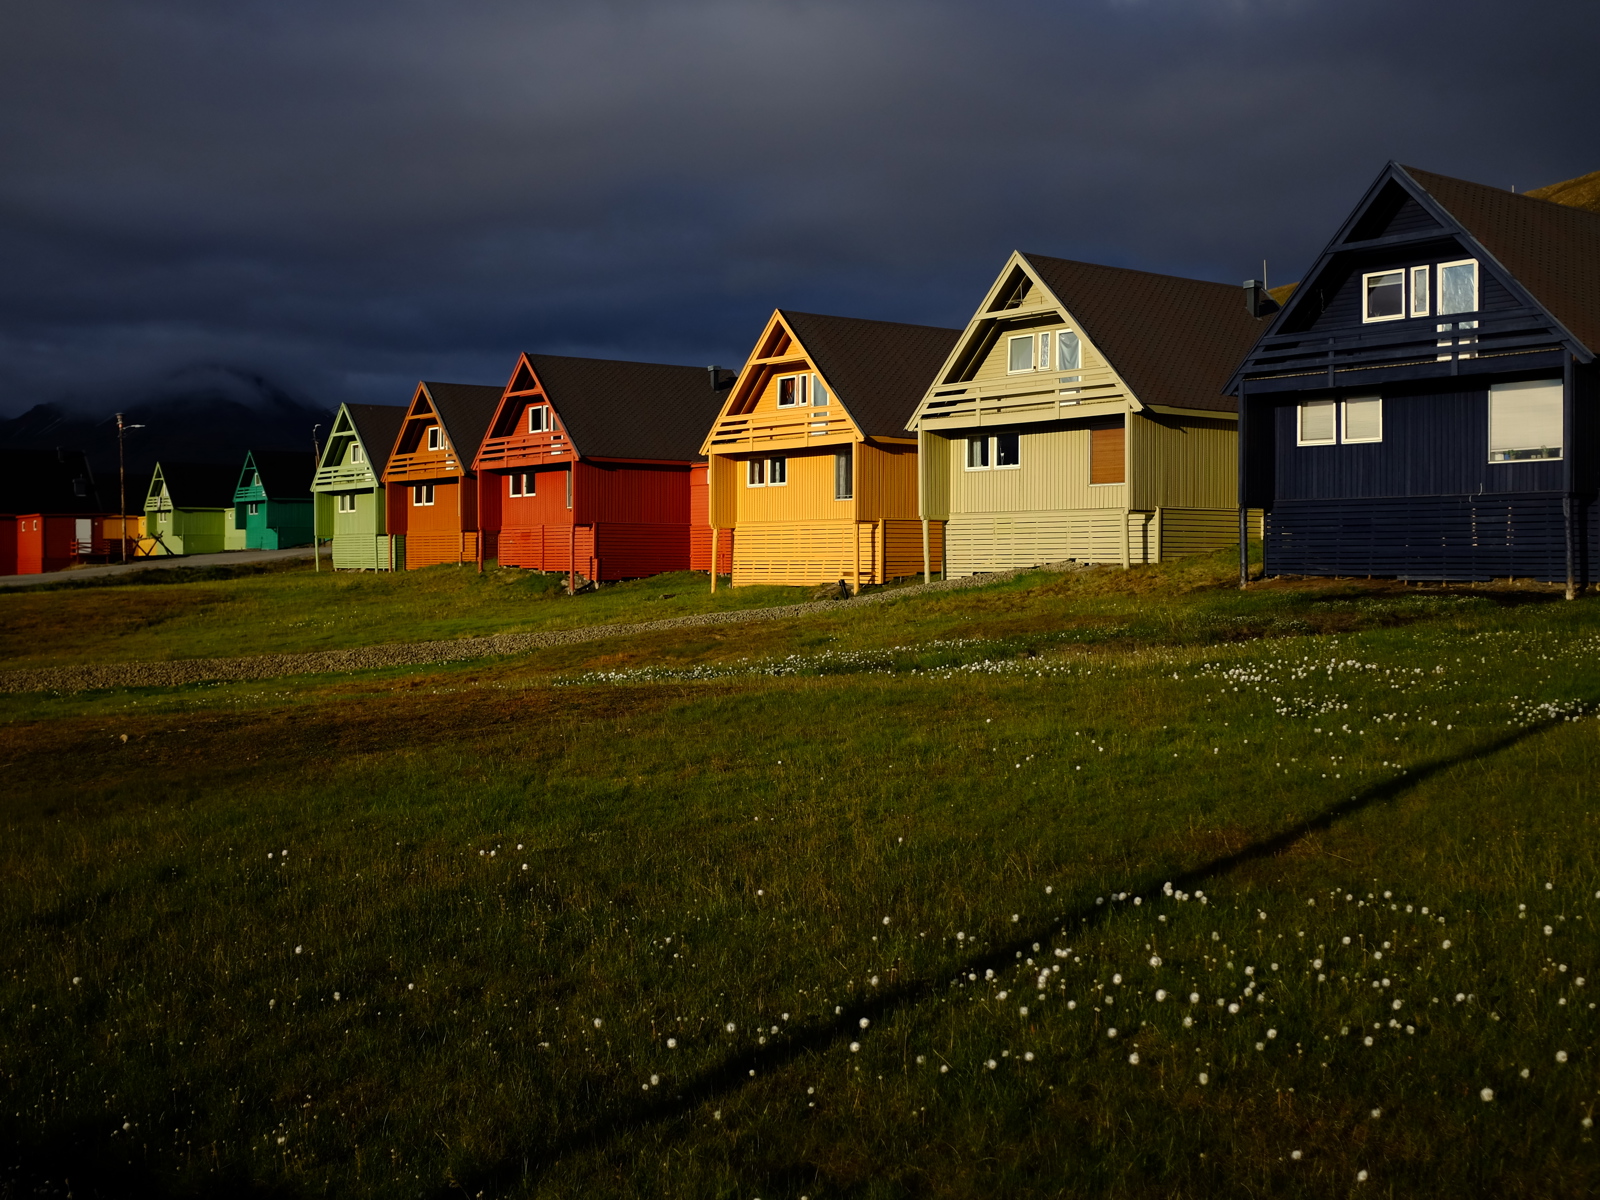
(1, 550, 1596, 1198)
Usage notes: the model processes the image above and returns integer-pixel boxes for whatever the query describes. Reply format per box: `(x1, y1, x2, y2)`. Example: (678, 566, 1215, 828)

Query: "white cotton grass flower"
(859, 1018, 869, 1029)
(1019, 1006, 1029, 1017)
(1189, 992, 1200, 1004)
(1357, 1170, 1369, 1182)
(849, 1042, 861, 1053)
(985, 1058, 998, 1070)
(1127, 1052, 1140, 1065)
(1149, 956, 1162, 968)
(666, 1038, 677, 1049)
(1198, 1072, 1209, 1084)
(1023, 1051, 1035, 1062)
(725, 1022, 736, 1033)
(1291, 1150, 1302, 1161)
(939, 1064, 949, 1073)
(1370, 1108, 1382, 1119)
(1443, 940, 1452, 949)
(1107, 1028, 1118, 1039)
(592, 1018, 602, 1028)
(1480, 1088, 1495, 1102)
(650, 1074, 659, 1086)
(1155, 989, 1167, 1002)
(71, 977, 81, 986)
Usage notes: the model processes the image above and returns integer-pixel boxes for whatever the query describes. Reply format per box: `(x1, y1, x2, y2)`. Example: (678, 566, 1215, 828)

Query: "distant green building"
(310, 403, 407, 569)
(142, 462, 238, 556)
(233, 451, 315, 550)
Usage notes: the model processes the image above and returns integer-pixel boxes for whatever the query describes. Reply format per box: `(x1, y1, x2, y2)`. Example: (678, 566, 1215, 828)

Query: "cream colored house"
(907, 252, 1270, 576)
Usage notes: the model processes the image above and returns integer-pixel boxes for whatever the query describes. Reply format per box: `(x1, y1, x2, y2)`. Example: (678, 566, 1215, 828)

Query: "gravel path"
(0, 546, 315, 589)
(0, 566, 1078, 694)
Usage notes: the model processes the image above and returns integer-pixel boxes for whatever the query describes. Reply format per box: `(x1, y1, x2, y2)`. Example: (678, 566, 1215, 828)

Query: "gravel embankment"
(0, 567, 1071, 694)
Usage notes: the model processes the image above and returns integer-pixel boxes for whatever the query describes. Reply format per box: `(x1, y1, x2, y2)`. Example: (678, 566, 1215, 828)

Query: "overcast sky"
(2, 0, 1597, 416)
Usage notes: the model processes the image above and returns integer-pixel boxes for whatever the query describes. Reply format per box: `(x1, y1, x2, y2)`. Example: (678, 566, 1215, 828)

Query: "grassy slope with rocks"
(1, 550, 1597, 1198)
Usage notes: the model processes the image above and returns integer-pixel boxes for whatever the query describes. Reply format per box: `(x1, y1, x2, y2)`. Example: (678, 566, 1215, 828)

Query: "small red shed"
(474, 355, 733, 583)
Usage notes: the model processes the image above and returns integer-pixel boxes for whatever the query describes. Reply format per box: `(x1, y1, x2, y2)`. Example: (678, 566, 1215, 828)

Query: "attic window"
(1057, 330, 1081, 371)
(427, 427, 442, 451)
(776, 376, 809, 407)
(528, 406, 551, 433)
(349, 443, 364, 464)
(1362, 271, 1405, 322)
(1007, 335, 1035, 373)
(1438, 260, 1479, 315)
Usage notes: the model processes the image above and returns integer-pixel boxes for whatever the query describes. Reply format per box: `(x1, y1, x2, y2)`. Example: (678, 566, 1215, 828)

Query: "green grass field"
(2, 553, 1598, 1198)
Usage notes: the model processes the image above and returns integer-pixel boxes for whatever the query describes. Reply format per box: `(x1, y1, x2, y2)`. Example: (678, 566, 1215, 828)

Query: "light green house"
(232, 451, 315, 550)
(310, 403, 407, 569)
(906, 251, 1271, 575)
(140, 462, 239, 556)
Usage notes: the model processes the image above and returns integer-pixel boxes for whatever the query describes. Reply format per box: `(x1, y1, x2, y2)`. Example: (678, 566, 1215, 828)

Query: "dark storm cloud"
(1, 0, 1597, 415)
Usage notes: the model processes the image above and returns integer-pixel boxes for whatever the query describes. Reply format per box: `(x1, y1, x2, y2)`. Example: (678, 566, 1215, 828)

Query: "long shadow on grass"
(443, 713, 1576, 1196)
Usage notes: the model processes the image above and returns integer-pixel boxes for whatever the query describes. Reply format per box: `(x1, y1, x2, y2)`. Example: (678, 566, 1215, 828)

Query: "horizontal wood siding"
(1090, 426, 1125, 484)
(1271, 384, 1565, 500)
(945, 509, 1152, 573)
(1158, 507, 1257, 560)
(945, 426, 1127, 514)
(1265, 494, 1591, 582)
(731, 521, 925, 586)
(498, 526, 595, 574)
(405, 531, 479, 569)
(882, 519, 943, 580)
(332, 534, 392, 570)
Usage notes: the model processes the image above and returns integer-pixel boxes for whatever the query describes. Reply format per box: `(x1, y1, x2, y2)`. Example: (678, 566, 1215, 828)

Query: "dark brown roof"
(421, 382, 503, 462)
(1403, 165, 1600, 356)
(0, 447, 101, 514)
(780, 311, 961, 438)
(522, 355, 728, 461)
(342, 403, 407, 474)
(1020, 254, 1271, 414)
(241, 449, 317, 497)
(151, 461, 238, 508)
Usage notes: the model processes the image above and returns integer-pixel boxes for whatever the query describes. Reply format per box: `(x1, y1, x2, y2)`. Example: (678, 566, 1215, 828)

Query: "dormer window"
(427, 426, 442, 451)
(1438, 260, 1478, 315)
(528, 405, 551, 433)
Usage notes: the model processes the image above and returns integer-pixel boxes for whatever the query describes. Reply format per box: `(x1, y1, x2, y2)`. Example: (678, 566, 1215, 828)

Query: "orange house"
(380, 381, 503, 569)
(473, 355, 732, 582)
(702, 310, 960, 588)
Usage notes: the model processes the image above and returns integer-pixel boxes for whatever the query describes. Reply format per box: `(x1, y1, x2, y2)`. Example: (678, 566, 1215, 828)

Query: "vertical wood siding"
(946, 426, 1126, 514)
(1270, 384, 1565, 500)
(689, 466, 733, 573)
(856, 442, 920, 521)
(1128, 416, 1239, 510)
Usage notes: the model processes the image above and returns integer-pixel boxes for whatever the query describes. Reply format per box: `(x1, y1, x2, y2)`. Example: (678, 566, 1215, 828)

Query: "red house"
(474, 354, 733, 582)
(0, 448, 109, 576)
(380, 381, 503, 570)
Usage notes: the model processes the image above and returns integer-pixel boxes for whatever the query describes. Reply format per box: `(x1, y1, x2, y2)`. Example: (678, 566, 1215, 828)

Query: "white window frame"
(427, 426, 442, 451)
(1361, 269, 1407, 323)
(746, 458, 765, 487)
(994, 432, 1021, 469)
(775, 375, 808, 407)
(413, 484, 435, 506)
(527, 405, 550, 433)
(1037, 332, 1052, 372)
(1488, 378, 1563, 463)
(811, 374, 829, 407)
(1341, 396, 1383, 444)
(1409, 266, 1431, 318)
(508, 472, 536, 497)
(1006, 334, 1035, 374)
(247, 501, 261, 516)
(337, 493, 357, 513)
(965, 436, 992, 471)
(745, 456, 786, 486)
(1297, 399, 1338, 446)
(1437, 258, 1480, 316)
(349, 442, 364, 465)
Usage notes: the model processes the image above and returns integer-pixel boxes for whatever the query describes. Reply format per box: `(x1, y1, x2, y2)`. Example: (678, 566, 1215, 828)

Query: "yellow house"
(702, 310, 959, 589)
(906, 252, 1272, 576)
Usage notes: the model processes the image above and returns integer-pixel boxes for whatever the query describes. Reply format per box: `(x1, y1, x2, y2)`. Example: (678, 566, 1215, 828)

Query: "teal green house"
(233, 451, 315, 550)
(310, 403, 407, 569)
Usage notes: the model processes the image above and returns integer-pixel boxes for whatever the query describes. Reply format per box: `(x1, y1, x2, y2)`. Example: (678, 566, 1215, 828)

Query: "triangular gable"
(483, 353, 726, 465)
(321, 403, 405, 479)
(705, 310, 958, 453)
(1229, 162, 1598, 391)
(234, 451, 261, 502)
(422, 381, 503, 462)
(910, 251, 1262, 427)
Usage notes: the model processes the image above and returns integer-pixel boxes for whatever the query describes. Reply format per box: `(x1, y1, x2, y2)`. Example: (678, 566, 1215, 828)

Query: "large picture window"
(1438, 259, 1479, 316)
(1489, 379, 1562, 462)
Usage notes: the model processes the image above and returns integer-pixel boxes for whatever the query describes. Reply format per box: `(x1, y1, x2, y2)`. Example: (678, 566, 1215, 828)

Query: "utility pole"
(115, 413, 145, 562)
(312, 423, 323, 572)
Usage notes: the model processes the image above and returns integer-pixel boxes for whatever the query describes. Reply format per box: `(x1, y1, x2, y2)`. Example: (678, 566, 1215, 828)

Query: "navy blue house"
(1229, 163, 1600, 592)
